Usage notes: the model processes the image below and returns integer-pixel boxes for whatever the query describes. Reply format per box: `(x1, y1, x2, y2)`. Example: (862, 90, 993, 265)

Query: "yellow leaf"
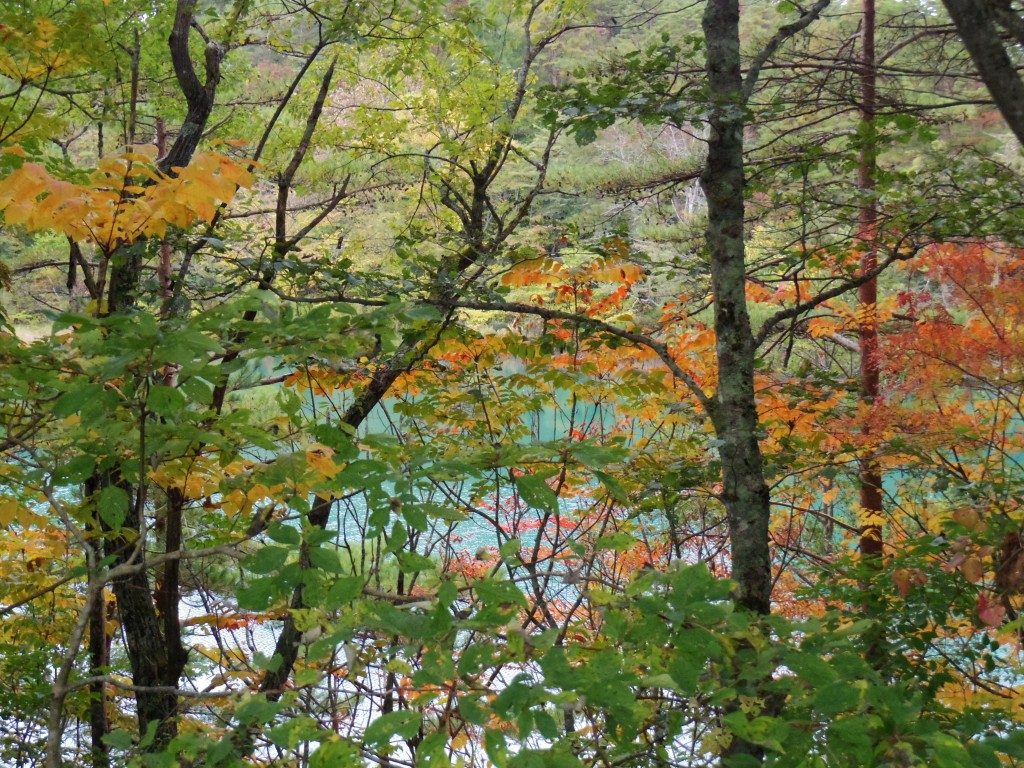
(961, 557, 985, 584)
(305, 445, 338, 478)
(893, 569, 912, 597)
(952, 507, 982, 531)
(0, 496, 19, 526)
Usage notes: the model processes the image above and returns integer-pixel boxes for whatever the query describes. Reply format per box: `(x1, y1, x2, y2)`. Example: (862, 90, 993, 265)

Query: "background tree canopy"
(1, 0, 1024, 766)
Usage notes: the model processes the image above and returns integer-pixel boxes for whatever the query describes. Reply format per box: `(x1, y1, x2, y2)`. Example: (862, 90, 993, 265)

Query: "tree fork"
(87, 0, 228, 748)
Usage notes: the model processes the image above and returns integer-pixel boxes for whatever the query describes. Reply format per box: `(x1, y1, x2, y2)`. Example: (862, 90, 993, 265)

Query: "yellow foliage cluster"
(758, 381, 845, 455)
(500, 255, 566, 288)
(0, 147, 253, 251)
(150, 445, 342, 518)
(150, 456, 240, 500)
(0, 18, 76, 84)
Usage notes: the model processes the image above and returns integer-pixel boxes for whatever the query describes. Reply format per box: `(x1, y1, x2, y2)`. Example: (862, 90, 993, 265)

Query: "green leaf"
(147, 384, 186, 417)
(927, 732, 972, 768)
(812, 681, 862, 715)
(310, 424, 359, 460)
(570, 443, 625, 469)
(485, 728, 509, 767)
(98, 485, 129, 529)
(515, 474, 558, 515)
(723, 713, 785, 752)
(53, 455, 95, 484)
(396, 551, 435, 573)
(244, 545, 291, 574)
(364, 710, 421, 745)
(782, 649, 836, 685)
(268, 715, 321, 749)
(235, 695, 284, 725)
(593, 470, 629, 504)
(237, 577, 280, 611)
(534, 710, 560, 741)
(310, 738, 362, 768)
(138, 719, 160, 749)
(493, 674, 534, 716)
(54, 383, 106, 417)
(827, 714, 879, 764)
(966, 741, 1001, 768)
(177, 376, 213, 405)
(324, 576, 364, 608)
(103, 728, 134, 750)
(596, 532, 636, 552)
(476, 578, 527, 610)
(294, 668, 322, 687)
(266, 522, 301, 545)
(308, 546, 345, 573)
(499, 537, 522, 559)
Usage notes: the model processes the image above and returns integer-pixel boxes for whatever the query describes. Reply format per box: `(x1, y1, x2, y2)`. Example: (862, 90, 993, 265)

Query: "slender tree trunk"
(858, 0, 884, 559)
(87, 575, 108, 768)
(155, 119, 175, 315)
(701, 0, 773, 617)
(101, 482, 177, 745)
(258, 348, 419, 701)
(156, 488, 189, 702)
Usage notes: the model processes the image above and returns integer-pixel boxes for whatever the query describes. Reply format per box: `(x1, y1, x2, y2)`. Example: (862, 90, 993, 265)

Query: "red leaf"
(977, 594, 1006, 627)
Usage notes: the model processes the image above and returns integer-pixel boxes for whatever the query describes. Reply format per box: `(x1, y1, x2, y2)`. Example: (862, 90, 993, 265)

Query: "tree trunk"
(701, 0, 773, 618)
(854, 0, 891, 676)
(858, 0, 884, 559)
(101, 479, 177, 745)
(942, 0, 1024, 146)
(89, 0, 226, 747)
(259, 345, 420, 702)
(701, 2, 775, 759)
(87, 580, 108, 768)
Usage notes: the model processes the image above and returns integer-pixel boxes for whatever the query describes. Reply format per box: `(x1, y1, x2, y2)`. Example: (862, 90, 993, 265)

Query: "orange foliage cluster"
(500, 249, 644, 317)
(150, 444, 342, 518)
(0, 147, 253, 250)
(283, 364, 369, 396)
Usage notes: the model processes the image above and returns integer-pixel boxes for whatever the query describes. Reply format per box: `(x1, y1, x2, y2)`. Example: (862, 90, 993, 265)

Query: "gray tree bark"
(701, 0, 773, 617)
(942, 0, 1024, 145)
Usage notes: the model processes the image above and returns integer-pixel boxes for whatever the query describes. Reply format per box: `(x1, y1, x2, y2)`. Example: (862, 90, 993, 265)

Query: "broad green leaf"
(515, 473, 558, 515)
(396, 551, 435, 573)
(363, 710, 420, 745)
(310, 739, 361, 768)
(98, 485, 129, 529)
(147, 384, 186, 417)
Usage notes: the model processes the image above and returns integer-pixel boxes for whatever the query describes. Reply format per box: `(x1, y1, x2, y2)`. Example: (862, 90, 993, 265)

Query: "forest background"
(2, 0, 1024, 766)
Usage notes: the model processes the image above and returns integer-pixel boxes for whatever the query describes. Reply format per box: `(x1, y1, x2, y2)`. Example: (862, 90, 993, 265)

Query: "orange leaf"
(960, 557, 985, 584)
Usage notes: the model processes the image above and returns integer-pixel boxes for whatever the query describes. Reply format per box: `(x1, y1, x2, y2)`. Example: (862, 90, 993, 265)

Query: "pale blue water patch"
(230, 357, 629, 552)
(238, 353, 625, 441)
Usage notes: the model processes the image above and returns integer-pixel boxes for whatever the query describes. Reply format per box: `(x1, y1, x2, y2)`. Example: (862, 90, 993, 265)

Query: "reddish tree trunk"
(858, 0, 884, 559)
